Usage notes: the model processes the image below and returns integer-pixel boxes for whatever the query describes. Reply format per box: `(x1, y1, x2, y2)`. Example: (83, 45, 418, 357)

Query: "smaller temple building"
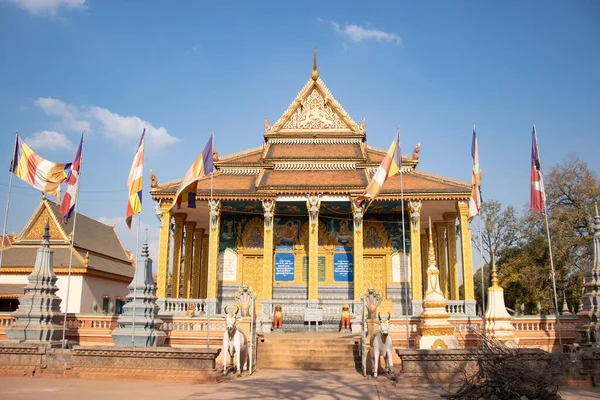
(0, 196, 134, 313)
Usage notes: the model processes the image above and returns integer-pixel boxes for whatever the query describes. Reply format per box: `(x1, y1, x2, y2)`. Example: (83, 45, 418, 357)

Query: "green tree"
(472, 200, 521, 266)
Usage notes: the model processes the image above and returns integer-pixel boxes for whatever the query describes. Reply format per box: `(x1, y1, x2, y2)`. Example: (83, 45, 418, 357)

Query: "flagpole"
(61, 133, 85, 348)
(544, 212, 563, 350)
(478, 209, 486, 338)
(131, 213, 141, 346)
(0, 132, 18, 271)
(206, 132, 214, 350)
(398, 128, 410, 349)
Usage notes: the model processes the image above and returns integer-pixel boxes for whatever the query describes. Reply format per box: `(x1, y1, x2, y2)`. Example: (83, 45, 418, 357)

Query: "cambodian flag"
(530, 125, 546, 214)
(60, 133, 84, 224)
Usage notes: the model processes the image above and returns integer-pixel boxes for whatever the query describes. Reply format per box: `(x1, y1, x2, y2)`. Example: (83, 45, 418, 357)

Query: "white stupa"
(484, 251, 518, 347)
(417, 217, 458, 349)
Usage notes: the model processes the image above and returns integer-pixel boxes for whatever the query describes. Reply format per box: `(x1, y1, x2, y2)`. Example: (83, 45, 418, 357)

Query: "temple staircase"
(257, 332, 361, 370)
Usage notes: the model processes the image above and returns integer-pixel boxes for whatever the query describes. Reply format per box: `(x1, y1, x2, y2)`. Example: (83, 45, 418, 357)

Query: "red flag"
(530, 125, 546, 214)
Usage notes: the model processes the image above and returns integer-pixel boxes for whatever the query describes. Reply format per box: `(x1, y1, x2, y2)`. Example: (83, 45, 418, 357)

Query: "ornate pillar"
(352, 200, 364, 300)
(444, 212, 459, 300)
(408, 201, 423, 301)
(435, 221, 448, 297)
(191, 228, 204, 298)
(156, 202, 172, 298)
(420, 234, 428, 294)
(171, 213, 186, 298)
(200, 234, 209, 298)
(307, 195, 321, 300)
(457, 201, 474, 300)
(182, 221, 196, 298)
(208, 200, 221, 299)
(262, 199, 275, 300)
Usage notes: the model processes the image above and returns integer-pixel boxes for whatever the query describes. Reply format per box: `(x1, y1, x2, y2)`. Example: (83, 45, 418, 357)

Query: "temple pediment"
(268, 77, 364, 136)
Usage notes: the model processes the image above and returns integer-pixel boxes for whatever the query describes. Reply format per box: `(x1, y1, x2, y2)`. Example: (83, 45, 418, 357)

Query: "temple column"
(262, 200, 275, 300)
(156, 203, 172, 298)
(182, 221, 196, 298)
(171, 213, 186, 298)
(352, 201, 364, 300)
(191, 228, 205, 298)
(200, 234, 209, 298)
(457, 201, 474, 300)
(408, 201, 423, 301)
(307, 195, 321, 300)
(208, 200, 221, 299)
(420, 234, 428, 294)
(444, 212, 459, 300)
(435, 221, 448, 297)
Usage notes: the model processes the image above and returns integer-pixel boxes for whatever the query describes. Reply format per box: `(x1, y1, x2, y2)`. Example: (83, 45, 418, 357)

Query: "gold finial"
(41, 193, 46, 201)
(428, 216, 436, 266)
(311, 46, 319, 81)
(491, 250, 499, 288)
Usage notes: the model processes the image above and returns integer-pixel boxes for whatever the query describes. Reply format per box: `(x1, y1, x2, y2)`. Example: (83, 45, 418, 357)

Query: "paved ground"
(0, 370, 598, 400)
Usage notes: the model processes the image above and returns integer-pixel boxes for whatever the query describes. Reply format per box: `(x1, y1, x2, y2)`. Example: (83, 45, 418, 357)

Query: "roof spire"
(312, 46, 319, 81)
(42, 219, 50, 246)
(428, 217, 436, 266)
(491, 250, 499, 288)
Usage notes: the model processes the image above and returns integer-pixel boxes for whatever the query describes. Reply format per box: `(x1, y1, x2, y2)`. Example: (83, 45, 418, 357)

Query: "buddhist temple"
(150, 51, 476, 321)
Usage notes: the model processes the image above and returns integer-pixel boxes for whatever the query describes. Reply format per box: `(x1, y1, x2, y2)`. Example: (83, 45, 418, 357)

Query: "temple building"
(150, 53, 476, 320)
(0, 197, 134, 313)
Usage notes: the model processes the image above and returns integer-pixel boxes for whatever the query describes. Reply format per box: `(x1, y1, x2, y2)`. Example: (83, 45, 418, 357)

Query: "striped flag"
(360, 133, 401, 201)
(10, 135, 70, 200)
(59, 134, 84, 224)
(468, 124, 482, 219)
(173, 135, 214, 211)
(530, 125, 546, 214)
(126, 129, 145, 229)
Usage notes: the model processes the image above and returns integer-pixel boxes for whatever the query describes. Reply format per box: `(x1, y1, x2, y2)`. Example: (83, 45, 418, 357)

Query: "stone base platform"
(0, 343, 221, 383)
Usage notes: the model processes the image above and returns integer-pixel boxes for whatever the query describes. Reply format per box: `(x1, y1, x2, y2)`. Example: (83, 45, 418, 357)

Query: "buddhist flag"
(173, 135, 214, 211)
(10, 134, 70, 200)
(126, 129, 145, 229)
(360, 133, 401, 200)
(468, 124, 482, 219)
(530, 125, 546, 214)
(59, 134, 84, 224)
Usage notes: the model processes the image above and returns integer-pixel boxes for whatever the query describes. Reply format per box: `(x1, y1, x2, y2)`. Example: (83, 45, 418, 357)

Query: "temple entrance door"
(363, 256, 386, 298)
(241, 255, 264, 304)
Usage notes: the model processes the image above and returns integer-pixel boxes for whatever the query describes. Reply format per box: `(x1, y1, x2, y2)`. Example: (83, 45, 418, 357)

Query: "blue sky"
(0, 0, 598, 264)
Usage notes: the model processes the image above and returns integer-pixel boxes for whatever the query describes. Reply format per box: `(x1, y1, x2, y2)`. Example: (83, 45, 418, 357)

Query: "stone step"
(256, 361, 358, 370)
(257, 348, 359, 357)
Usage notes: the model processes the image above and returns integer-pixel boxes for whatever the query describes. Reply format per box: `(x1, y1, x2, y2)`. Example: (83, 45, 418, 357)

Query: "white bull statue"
(222, 306, 248, 376)
(370, 312, 394, 378)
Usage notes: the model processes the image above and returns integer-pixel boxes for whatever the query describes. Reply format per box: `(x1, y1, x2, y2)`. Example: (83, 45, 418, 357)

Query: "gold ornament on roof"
(311, 46, 319, 81)
(491, 250, 499, 288)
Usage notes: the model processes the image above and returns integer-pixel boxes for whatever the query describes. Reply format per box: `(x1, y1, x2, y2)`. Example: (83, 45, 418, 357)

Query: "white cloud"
(89, 106, 179, 151)
(25, 130, 74, 151)
(35, 97, 90, 133)
(4, 0, 86, 16)
(33, 97, 179, 151)
(318, 18, 401, 45)
(98, 215, 160, 270)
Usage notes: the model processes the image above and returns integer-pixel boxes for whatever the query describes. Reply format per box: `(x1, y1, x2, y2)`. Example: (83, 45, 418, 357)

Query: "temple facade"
(150, 55, 476, 319)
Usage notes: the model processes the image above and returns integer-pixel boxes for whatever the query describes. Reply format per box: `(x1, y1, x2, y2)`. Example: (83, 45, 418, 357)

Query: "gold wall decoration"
(24, 209, 64, 240)
(363, 256, 386, 298)
(363, 220, 389, 249)
(299, 220, 328, 248)
(431, 338, 448, 349)
(283, 89, 346, 130)
(241, 217, 264, 249)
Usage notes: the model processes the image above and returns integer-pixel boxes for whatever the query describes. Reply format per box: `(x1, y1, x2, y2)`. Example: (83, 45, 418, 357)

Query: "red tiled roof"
(257, 170, 368, 189)
(265, 143, 364, 160)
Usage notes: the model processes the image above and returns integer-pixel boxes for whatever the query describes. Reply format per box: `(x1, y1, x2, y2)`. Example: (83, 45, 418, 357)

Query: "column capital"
(208, 200, 221, 231)
(184, 221, 196, 230)
(173, 213, 187, 224)
(306, 194, 321, 225)
(443, 212, 457, 222)
(262, 199, 275, 231)
(456, 201, 470, 215)
(351, 200, 364, 232)
(408, 200, 423, 232)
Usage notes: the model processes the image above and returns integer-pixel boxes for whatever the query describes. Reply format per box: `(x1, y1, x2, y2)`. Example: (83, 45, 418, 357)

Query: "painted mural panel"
(324, 217, 353, 246)
(273, 216, 303, 246)
(219, 213, 249, 251)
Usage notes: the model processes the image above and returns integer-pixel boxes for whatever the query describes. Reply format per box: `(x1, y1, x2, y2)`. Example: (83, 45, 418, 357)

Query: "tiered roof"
(151, 53, 470, 203)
